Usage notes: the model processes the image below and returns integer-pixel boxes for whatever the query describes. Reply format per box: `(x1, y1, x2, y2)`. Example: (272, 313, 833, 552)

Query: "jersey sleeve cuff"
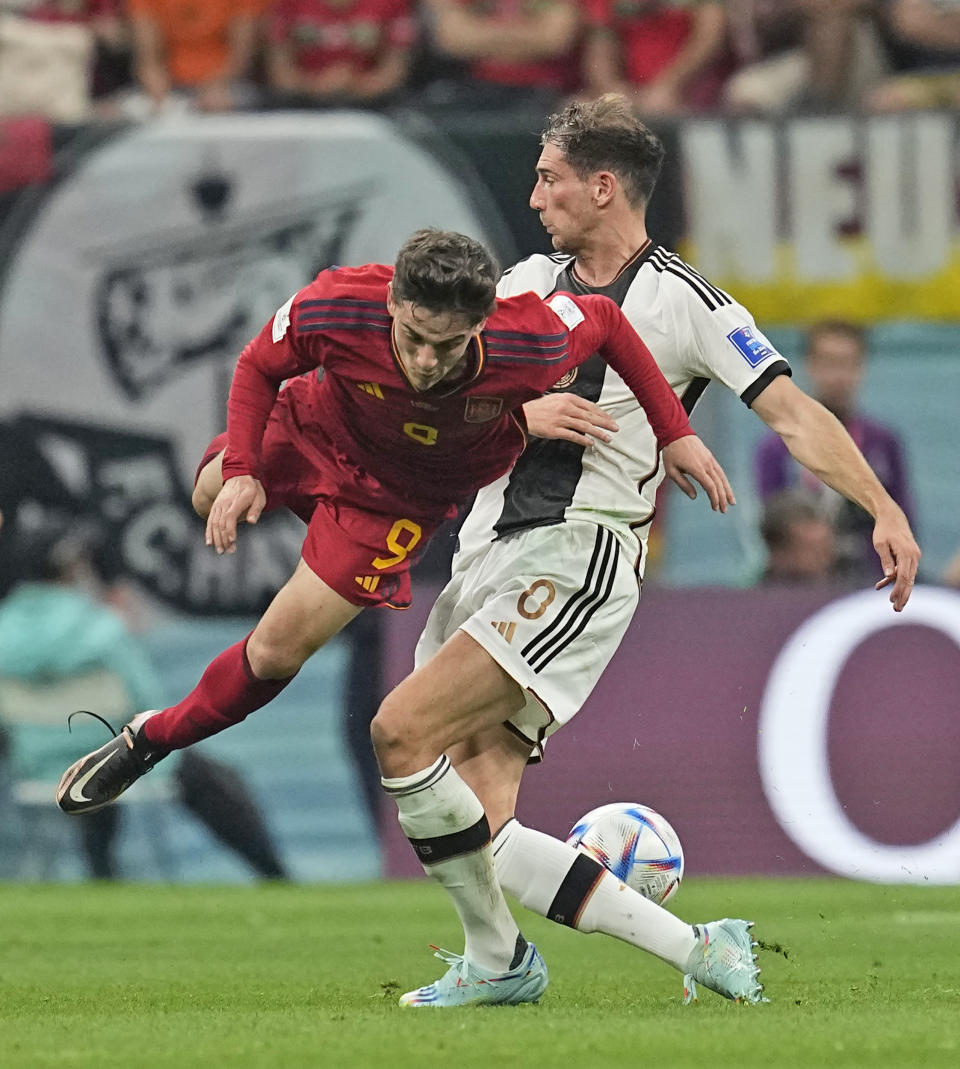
(742, 360, 791, 408)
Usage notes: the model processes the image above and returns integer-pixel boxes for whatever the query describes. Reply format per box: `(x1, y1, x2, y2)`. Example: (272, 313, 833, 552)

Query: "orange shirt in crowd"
(127, 0, 261, 87)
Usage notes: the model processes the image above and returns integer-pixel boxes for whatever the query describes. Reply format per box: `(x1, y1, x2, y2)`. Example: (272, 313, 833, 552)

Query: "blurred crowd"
(2, 0, 960, 123)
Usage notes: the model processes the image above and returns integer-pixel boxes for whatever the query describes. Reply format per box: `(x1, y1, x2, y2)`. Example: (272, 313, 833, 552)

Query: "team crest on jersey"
(464, 397, 503, 422)
(551, 368, 579, 390)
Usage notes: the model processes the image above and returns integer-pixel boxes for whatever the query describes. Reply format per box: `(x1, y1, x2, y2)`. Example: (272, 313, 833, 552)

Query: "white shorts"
(415, 521, 641, 757)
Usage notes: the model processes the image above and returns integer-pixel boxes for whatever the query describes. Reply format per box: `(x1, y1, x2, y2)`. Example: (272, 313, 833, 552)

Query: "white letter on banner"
(867, 115, 952, 279)
(680, 122, 776, 280)
(757, 586, 960, 883)
(789, 119, 858, 280)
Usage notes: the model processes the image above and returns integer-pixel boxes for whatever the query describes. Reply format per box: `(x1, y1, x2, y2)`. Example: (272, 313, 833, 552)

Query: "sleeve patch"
(272, 294, 295, 342)
(727, 325, 778, 368)
(546, 293, 585, 331)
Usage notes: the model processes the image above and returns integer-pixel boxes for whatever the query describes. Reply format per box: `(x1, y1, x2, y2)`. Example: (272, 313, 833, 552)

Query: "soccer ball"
(566, 802, 684, 905)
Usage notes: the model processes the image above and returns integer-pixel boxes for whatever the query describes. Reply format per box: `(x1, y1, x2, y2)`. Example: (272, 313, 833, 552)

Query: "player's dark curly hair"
(392, 229, 498, 323)
(540, 95, 665, 209)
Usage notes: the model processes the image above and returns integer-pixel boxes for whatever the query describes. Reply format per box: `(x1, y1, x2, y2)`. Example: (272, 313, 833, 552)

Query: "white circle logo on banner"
(758, 585, 960, 883)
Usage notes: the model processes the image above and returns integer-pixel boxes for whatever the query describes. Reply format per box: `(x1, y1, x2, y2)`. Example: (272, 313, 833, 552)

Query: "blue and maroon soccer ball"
(566, 802, 684, 905)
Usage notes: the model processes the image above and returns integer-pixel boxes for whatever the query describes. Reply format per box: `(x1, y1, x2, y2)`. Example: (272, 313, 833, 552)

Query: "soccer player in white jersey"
(391, 94, 920, 1007)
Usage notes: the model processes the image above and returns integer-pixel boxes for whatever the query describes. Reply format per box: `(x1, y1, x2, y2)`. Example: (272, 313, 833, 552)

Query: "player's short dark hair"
(805, 319, 867, 356)
(540, 94, 666, 208)
(759, 490, 830, 552)
(392, 229, 498, 323)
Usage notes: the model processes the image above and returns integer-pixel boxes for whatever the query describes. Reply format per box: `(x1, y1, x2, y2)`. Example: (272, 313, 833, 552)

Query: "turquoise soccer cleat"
(682, 918, 766, 1004)
(399, 942, 548, 1008)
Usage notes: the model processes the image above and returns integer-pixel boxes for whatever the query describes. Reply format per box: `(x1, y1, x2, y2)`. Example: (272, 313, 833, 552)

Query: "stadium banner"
(678, 115, 960, 324)
(380, 583, 960, 884)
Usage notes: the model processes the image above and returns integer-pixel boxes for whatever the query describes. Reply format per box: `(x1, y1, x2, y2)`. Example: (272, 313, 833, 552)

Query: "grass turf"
(1, 877, 957, 1069)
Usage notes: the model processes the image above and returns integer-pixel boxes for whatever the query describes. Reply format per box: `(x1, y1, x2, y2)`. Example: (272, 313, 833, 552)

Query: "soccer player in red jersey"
(57, 228, 732, 1004)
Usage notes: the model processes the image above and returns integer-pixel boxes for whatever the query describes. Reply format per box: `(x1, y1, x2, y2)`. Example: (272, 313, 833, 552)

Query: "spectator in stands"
(723, 0, 885, 114)
(866, 0, 960, 111)
(265, 0, 416, 108)
(117, 0, 262, 117)
(0, 518, 290, 880)
(755, 320, 914, 586)
(758, 490, 839, 585)
(0, 0, 128, 120)
(420, 0, 582, 108)
(581, 0, 727, 115)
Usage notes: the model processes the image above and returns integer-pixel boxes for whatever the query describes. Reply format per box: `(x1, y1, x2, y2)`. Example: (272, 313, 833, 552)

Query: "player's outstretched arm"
(522, 394, 619, 446)
(751, 375, 921, 611)
(205, 475, 267, 555)
(662, 436, 735, 513)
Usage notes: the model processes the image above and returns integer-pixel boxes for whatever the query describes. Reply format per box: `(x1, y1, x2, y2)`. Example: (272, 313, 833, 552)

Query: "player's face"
(530, 143, 600, 254)
(387, 293, 486, 391)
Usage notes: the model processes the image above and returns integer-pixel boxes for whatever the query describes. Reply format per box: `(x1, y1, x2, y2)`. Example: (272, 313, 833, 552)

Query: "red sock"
(140, 637, 296, 750)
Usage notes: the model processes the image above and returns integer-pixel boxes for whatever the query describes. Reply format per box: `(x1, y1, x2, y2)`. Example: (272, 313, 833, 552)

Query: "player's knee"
(191, 484, 213, 519)
(370, 695, 423, 767)
(245, 630, 310, 680)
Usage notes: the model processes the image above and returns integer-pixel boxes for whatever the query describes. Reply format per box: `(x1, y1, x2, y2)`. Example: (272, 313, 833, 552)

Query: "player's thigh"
(451, 521, 640, 756)
(380, 630, 526, 753)
(248, 557, 362, 675)
(448, 725, 530, 832)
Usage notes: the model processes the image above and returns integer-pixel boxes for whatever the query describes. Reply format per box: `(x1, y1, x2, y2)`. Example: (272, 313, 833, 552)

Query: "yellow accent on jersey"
(356, 381, 384, 399)
(355, 575, 381, 592)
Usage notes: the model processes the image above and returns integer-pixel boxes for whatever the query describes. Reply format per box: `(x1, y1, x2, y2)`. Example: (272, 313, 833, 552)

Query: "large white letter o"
(757, 586, 960, 883)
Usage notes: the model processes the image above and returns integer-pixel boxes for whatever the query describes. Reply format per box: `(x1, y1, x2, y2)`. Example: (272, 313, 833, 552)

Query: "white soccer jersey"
(454, 242, 791, 575)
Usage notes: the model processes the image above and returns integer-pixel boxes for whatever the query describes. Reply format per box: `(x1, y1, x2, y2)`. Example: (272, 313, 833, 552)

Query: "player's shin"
(382, 756, 525, 974)
(141, 636, 297, 750)
(493, 819, 697, 970)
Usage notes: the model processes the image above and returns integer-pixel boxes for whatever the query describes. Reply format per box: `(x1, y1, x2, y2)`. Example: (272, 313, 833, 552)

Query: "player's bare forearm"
(752, 376, 920, 609)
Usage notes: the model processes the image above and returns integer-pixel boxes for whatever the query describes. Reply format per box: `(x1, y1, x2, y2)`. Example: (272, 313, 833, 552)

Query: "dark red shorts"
(196, 405, 447, 609)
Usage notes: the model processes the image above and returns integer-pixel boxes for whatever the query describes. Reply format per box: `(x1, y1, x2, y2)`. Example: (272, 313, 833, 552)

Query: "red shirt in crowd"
(268, 0, 416, 75)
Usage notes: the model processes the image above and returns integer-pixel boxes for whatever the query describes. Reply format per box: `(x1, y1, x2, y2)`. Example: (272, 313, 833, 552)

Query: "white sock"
(382, 756, 522, 973)
(493, 819, 697, 971)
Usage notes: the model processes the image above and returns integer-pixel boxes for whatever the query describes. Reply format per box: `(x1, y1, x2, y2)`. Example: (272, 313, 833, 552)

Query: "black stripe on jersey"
(648, 252, 721, 310)
(299, 311, 391, 325)
(298, 298, 386, 310)
(485, 328, 567, 344)
(652, 250, 734, 308)
(486, 348, 571, 365)
(522, 527, 619, 673)
(648, 249, 733, 311)
(298, 322, 391, 334)
(741, 359, 792, 407)
(681, 376, 710, 415)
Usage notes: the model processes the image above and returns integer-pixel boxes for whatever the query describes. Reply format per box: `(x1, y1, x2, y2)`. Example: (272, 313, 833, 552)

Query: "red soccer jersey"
(222, 263, 690, 520)
(269, 0, 415, 76)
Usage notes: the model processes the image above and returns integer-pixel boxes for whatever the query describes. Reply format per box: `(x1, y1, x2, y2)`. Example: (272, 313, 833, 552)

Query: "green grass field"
(2, 878, 957, 1068)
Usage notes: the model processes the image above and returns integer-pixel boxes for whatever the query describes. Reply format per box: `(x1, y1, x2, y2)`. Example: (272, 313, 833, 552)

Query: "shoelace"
(67, 709, 120, 738)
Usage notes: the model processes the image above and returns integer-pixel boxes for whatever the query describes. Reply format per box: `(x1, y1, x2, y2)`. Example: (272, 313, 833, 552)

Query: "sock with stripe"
(140, 636, 297, 750)
(493, 819, 697, 970)
(382, 756, 525, 974)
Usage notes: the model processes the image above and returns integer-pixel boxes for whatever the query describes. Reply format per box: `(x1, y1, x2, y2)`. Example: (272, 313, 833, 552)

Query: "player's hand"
(662, 435, 735, 513)
(205, 475, 266, 555)
(872, 503, 920, 612)
(523, 394, 619, 447)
